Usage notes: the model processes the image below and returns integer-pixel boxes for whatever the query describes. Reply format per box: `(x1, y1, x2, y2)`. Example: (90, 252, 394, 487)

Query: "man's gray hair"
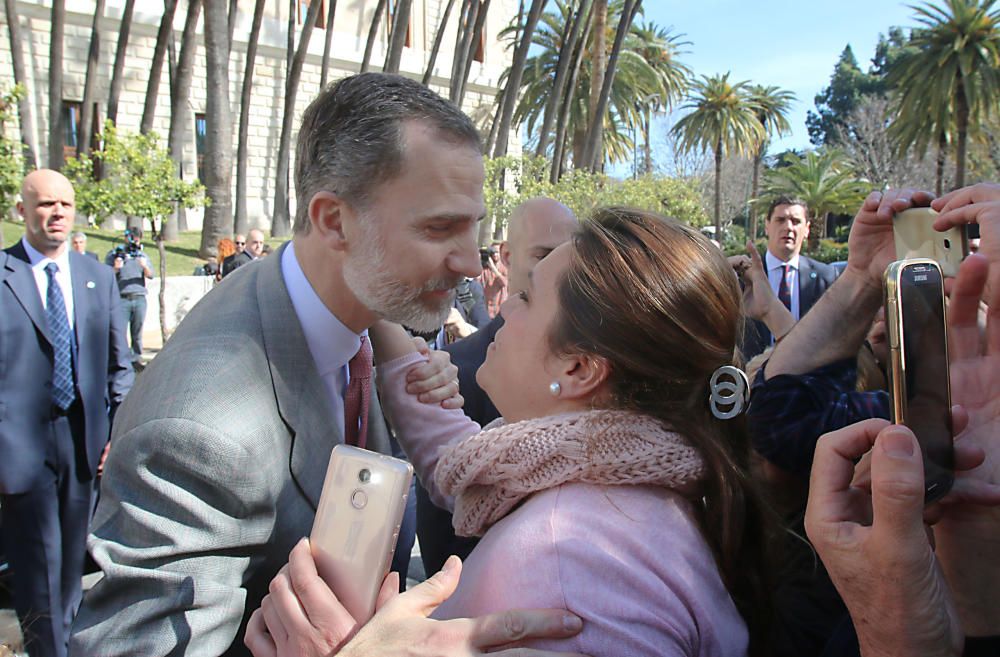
(71, 231, 86, 240)
(293, 73, 482, 234)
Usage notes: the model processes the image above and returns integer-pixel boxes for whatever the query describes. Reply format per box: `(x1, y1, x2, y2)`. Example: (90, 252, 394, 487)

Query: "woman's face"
(476, 242, 575, 422)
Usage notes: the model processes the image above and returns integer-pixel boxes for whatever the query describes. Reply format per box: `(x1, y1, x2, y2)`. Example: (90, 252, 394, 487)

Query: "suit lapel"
(798, 256, 820, 315)
(3, 244, 52, 344)
(258, 243, 342, 510)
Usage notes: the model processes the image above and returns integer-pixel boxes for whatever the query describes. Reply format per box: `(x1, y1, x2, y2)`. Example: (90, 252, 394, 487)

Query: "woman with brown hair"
(215, 238, 236, 283)
(248, 208, 773, 657)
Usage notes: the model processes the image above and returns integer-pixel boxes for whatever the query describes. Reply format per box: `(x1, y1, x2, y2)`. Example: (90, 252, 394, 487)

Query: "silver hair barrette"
(709, 366, 750, 420)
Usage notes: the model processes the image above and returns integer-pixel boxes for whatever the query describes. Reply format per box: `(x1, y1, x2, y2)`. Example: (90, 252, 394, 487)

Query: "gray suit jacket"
(70, 243, 391, 656)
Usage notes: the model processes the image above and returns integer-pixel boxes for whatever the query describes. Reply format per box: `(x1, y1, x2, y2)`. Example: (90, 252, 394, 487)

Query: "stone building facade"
(0, 0, 519, 231)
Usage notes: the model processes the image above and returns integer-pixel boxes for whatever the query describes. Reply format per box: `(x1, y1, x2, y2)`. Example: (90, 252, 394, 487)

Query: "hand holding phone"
(310, 445, 414, 623)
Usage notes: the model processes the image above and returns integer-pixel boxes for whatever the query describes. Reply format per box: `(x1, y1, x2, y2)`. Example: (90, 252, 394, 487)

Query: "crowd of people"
(1, 71, 1000, 657)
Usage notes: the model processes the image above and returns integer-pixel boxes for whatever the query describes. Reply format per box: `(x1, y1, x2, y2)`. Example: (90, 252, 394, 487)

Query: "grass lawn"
(1, 219, 287, 276)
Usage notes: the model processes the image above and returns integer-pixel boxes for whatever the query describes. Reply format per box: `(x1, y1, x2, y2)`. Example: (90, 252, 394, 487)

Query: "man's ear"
(308, 191, 351, 251)
(15, 201, 23, 218)
(499, 241, 512, 270)
(554, 353, 611, 401)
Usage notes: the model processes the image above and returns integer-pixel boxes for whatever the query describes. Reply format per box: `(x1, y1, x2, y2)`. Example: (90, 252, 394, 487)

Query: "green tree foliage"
(0, 85, 26, 216)
(886, 0, 1000, 187)
(670, 73, 764, 241)
(63, 121, 206, 230)
(806, 46, 883, 146)
(759, 149, 870, 251)
(509, 0, 691, 167)
(484, 155, 707, 234)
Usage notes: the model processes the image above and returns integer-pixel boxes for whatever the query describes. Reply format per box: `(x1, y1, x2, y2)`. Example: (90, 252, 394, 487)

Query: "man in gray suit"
(70, 74, 564, 656)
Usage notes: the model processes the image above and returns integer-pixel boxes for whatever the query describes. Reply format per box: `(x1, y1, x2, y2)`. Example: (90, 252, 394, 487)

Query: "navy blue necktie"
(45, 262, 75, 410)
(777, 264, 792, 312)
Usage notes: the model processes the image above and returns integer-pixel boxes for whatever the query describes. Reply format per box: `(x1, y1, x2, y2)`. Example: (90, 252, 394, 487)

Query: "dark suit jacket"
(443, 314, 503, 426)
(741, 254, 839, 360)
(0, 242, 133, 494)
(221, 250, 254, 277)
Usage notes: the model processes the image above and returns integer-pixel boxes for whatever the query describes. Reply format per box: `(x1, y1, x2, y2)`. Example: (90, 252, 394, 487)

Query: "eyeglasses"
(235, 242, 245, 245)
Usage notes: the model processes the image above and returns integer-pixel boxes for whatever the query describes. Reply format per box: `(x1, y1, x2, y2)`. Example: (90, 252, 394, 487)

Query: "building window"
(195, 113, 207, 183)
(386, 2, 412, 47)
(297, 0, 326, 29)
(62, 100, 100, 161)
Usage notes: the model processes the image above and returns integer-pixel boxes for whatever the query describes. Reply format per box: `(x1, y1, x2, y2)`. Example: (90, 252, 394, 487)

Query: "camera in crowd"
(113, 228, 143, 260)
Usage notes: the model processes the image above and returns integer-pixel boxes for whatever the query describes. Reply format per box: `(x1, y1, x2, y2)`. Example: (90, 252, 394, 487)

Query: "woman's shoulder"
(443, 483, 748, 656)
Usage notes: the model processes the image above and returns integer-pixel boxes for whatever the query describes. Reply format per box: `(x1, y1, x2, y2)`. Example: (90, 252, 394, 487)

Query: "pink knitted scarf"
(434, 410, 707, 537)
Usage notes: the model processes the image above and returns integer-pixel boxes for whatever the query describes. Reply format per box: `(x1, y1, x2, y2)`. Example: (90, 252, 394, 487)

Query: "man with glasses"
(222, 229, 265, 278)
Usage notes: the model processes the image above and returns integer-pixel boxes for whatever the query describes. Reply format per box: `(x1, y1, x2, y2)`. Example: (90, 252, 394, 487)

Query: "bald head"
(18, 169, 76, 258)
(500, 197, 577, 295)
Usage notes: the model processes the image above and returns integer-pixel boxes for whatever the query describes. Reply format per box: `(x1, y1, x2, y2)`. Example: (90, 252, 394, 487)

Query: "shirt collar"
(765, 250, 800, 272)
(21, 237, 71, 273)
(281, 242, 365, 377)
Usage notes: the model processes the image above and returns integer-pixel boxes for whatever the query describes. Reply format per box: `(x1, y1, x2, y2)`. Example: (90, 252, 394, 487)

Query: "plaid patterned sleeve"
(746, 358, 890, 476)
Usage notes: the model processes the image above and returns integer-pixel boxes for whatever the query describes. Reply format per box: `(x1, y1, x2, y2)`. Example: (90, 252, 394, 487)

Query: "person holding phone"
(249, 209, 775, 657)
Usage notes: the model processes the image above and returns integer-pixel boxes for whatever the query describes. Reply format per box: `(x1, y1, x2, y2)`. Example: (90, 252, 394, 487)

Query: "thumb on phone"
(870, 426, 926, 541)
(388, 555, 462, 618)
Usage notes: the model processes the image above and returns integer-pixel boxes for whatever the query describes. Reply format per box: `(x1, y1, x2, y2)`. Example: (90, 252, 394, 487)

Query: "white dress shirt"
(21, 237, 75, 328)
(765, 250, 801, 321)
(281, 242, 366, 440)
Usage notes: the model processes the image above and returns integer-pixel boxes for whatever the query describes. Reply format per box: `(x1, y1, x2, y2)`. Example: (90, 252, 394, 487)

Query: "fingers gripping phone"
(884, 259, 955, 503)
(310, 445, 414, 623)
(894, 207, 968, 277)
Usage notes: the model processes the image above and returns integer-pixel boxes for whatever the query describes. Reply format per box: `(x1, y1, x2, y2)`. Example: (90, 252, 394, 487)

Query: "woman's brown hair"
(548, 207, 774, 654)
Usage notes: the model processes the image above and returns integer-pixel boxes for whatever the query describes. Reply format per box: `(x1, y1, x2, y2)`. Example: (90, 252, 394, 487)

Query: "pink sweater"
(380, 353, 748, 657)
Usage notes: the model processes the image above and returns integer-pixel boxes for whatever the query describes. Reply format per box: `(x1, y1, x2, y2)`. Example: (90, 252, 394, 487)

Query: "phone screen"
(899, 262, 954, 500)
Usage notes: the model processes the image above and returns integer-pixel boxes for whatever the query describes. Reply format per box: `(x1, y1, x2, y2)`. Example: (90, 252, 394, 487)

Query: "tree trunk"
(286, 0, 295, 74)
(455, 0, 491, 106)
(642, 106, 652, 174)
(550, 0, 593, 182)
(48, 0, 66, 169)
(78, 0, 106, 159)
(271, 0, 323, 237)
(954, 76, 968, 190)
(228, 0, 239, 46)
(140, 0, 180, 135)
(583, 0, 606, 169)
(581, 0, 640, 171)
(714, 137, 722, 242)
(235, 0, 267, 237)
(492, 0, 546, 158)
(808, 211, 825, 252)
(361, 0, 388, 72)
(163, 0, 202, 241)
(384, 0, 413, 73)
(749, 147, 762, 240)
(450, 0, 477, 101)
(3, 0, 38, 168)
(421, 0, 457, 85)
(155, 221, 169, 343)
(199, 0, 234, 257)
(320, 0, 339, 87)
(485, 92, 503, 154)
(935, 131, 946, 197)
(107, 0, 136, 125)
(536, 0, 588, 159)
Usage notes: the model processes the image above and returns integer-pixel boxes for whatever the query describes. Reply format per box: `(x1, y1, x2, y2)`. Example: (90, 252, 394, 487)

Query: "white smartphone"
(310, 445, 414, 623)
(893, 207, 967, 277)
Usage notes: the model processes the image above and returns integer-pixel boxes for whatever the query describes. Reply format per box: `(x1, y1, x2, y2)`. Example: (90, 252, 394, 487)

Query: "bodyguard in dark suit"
(742, 196, 839, 359)
(0, 170, 133, 657)
(417, 198, 578, 575)
(221, 229, 264, 278)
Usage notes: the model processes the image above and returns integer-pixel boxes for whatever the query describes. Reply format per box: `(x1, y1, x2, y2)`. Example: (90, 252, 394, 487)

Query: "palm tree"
(106, 0, 136, 125)
(361, 0, 389, 72)
(199, 0, 234, 257)
(384, 0, 414, 73)
(887, 0, 1000, 188)
(235, 0, 267, 236)
(140, 0, 179, 135)
(320, 0, 339, 87)
(78, 0, 106, 158)
(671, 73, 764, 242)
(747, 84, 795, 240)
(493, 0, 547, 158)
(760, 149, 869, 251)
(509, 1, 688, 170)
(48, 0, 65, 168)
(422, 0, 458, 85)
(4, 0, 38, 168)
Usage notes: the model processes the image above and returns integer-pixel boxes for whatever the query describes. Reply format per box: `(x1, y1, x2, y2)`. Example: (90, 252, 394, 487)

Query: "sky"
(632, 0, 924, 165)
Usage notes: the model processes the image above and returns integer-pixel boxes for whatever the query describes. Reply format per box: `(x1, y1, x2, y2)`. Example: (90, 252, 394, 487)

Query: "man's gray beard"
(343, 223, 458, 332)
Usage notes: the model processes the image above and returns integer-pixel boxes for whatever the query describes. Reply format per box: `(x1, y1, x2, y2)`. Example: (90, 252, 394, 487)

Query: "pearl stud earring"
(549, 381, 561, 396)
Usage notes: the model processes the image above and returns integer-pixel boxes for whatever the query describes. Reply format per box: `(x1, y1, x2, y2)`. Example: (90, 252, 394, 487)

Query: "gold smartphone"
(884, 258, 954, 503)
(893, 207, 967, 277)
(310, 445, 414, 623)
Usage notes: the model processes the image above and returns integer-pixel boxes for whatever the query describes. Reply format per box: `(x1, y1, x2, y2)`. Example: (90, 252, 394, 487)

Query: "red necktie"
(778, 264, 792, 312)
(344, 336, 372, 449)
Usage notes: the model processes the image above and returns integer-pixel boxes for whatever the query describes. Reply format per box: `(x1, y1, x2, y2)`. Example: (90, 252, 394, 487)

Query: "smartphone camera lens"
(358, 468, 371, 484)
